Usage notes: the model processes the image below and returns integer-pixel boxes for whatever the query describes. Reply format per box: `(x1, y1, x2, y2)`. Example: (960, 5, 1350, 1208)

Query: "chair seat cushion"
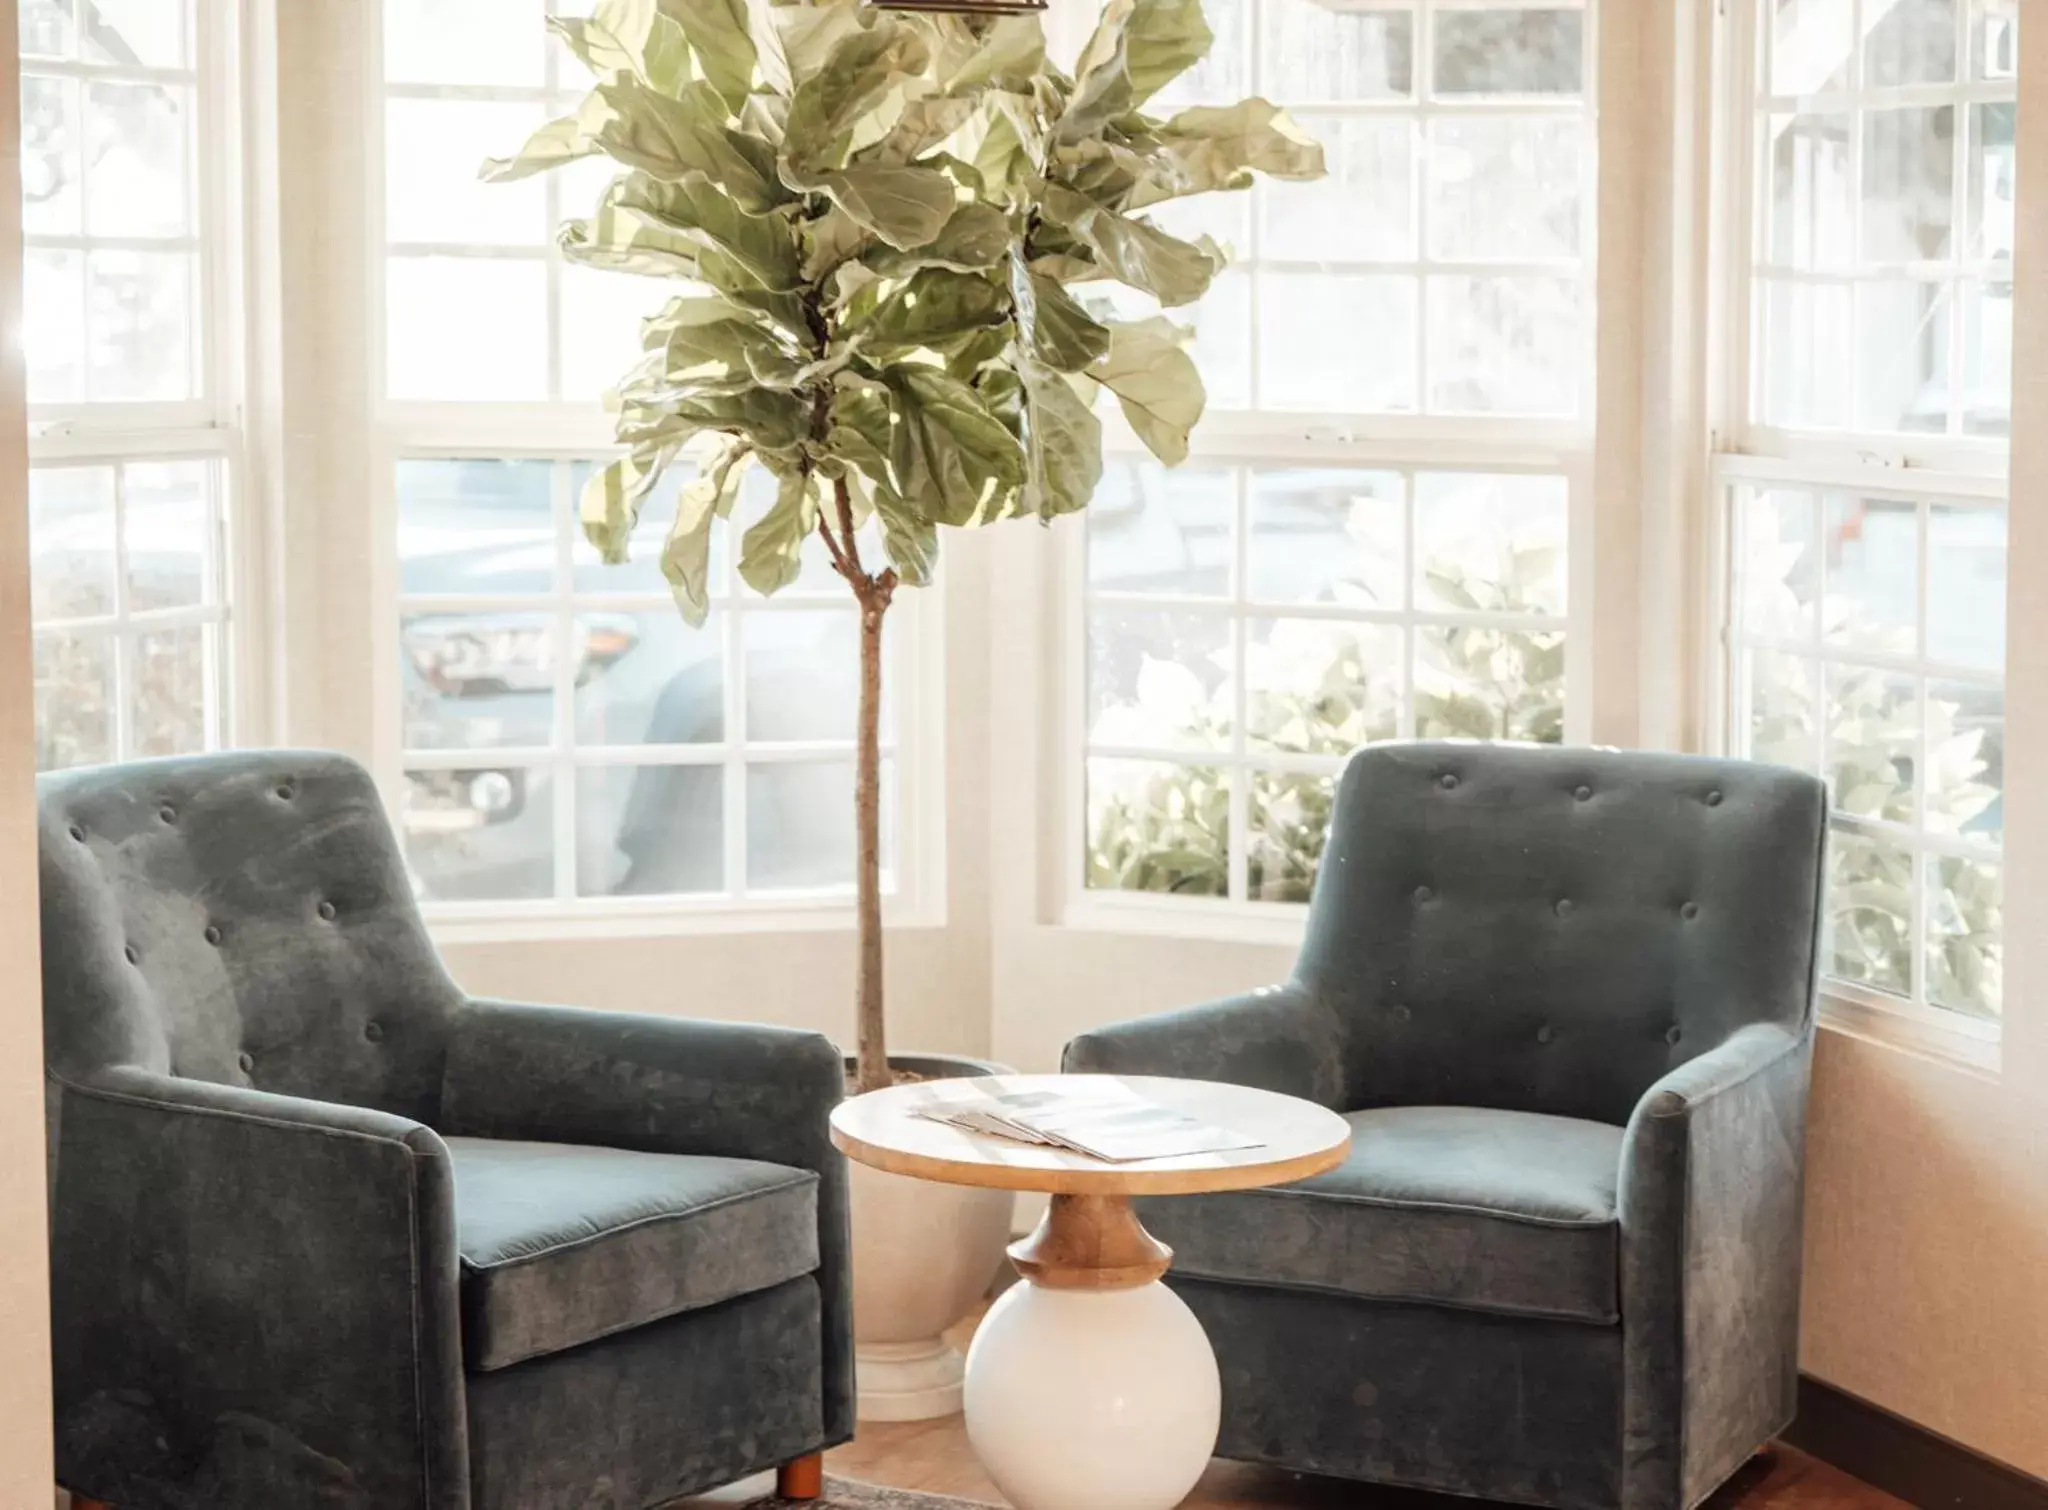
(1139, 1106, 1624, 1325)
(448, 1137, 820, 1371)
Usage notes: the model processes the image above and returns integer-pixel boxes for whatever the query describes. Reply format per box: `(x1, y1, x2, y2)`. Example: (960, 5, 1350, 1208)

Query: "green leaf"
(856, 267, 1006, 352)
(654, 307, 796, 387)
(1018, 360, 1103, 519)
(680, 389, 812, 453)
(970, 92, 1040, 198)
(739, 470, 820, 595)
(643, 15, 692, 92)
(1010, 260, 1111, 371)
(1119, 0, 1213, 104)
(658, 0, 757, 112)
(872, 484, 939, 585)
(479, 92, 613, 183)
(595, 78, 782, 210)
(942, 15, 1046, 91)
(1060, 15, 1134, 145)
(582, 446, 684, 560)
(782, 21, 930, 174)
(560, 204, 702, 278)
(1043, 183, 1219, 306)
(550, 0, 657, 78)
(861, 93, 978, 167)
(611, 172, 803, 290)
(773, 0, 868, 82)
(864, 201, 1009, 275)
(886, 366, 1026, 525)
(827, 376, 896, 484)
(1090, 316, 1204, 464)
(663, 442, 753, 624)
(801, 206, 875, 280)
(817, 164, 959, 250)
(1132, 99, 1325, 208)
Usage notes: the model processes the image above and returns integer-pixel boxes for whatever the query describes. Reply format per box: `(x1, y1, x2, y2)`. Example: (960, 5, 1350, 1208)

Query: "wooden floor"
(814, 1425, 1905, 1510)
(672, 1418, 1904, 1509)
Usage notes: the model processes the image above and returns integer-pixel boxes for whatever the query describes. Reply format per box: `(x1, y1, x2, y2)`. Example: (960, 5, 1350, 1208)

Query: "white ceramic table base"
(958, 1193, 1222, 1510)
(963, 1279, 1221, 1510)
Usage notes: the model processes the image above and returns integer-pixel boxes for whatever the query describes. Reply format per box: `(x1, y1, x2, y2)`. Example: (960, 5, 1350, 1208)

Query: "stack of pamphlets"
(913, 1082, 1265, 1164)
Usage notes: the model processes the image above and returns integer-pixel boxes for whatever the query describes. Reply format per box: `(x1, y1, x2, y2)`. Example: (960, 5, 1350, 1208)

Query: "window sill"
(426, 892, 945, 945)
(1059, 891, 1309, 948)
(1816, 985, 2002, 1080)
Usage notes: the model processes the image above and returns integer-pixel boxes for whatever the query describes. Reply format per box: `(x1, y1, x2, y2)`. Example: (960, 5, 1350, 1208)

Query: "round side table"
(830, 1073, 1351, 1510)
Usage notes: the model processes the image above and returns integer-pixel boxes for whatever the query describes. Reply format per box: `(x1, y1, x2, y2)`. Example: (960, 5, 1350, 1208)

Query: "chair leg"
(74, 1500, 113, 1510)
(776, 1452, 823, 1501)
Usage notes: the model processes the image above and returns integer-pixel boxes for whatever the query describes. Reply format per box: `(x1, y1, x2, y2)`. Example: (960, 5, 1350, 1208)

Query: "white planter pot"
(847, 1054, 1016, 1422)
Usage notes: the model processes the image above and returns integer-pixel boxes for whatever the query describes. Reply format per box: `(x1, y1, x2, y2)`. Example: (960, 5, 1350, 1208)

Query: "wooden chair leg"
(73, 1499, 113, 1510)
(776, 1452, 824, 1501)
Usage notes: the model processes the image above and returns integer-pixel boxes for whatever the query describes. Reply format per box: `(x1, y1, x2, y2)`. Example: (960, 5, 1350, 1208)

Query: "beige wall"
(0, 0, 58, 1491)
(1801, 1037, 2048, 1476)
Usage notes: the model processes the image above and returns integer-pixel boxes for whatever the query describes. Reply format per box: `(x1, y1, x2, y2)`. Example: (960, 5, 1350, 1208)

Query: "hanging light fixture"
(869, 0, 1046, 15)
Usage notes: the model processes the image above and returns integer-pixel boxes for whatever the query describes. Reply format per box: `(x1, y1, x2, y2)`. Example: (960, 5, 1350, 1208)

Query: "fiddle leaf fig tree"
(484, 0, 1324, 1093)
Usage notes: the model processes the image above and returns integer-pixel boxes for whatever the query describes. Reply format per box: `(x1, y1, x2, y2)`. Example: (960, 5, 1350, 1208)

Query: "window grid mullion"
(109, 462, 134, 759)
(1910, 497, 1933, 1007)
(1399, 471, 1418, 738)
(1228, 470, 1250, 904)
(1413, 1, 1434, 412)
(551, 461, 579, 902)
(727, 606, 751, 900)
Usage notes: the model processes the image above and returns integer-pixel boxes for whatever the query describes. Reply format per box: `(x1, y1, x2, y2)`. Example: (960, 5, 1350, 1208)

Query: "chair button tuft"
(1438, 772, 1459, 790)
(1537, 1024, 1555, 1044)
(364, 1021, 385, 1044)
(1413, 884, 1433, 904)
(237, 1051, 254, 1074)
(1681, 901, 1700, 921)
(1390, 1003, 1411, 1023)
(1554, 898, 1574, 918)
(203, 924, 222, 945)
(317, 900, 337, 922)
(123, 943, 139, 965)
(67, 823, 86, 843)
(1574, 784, 1592, 802)
(1666, 1025, 1684, 1046)
(158, 805, 177, 825)
(275, 782, 295, 800)
(1706, 789, 1724, 807)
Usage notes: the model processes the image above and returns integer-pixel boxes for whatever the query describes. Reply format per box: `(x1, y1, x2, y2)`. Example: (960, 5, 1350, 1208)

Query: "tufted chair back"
(1300, 742, 1827, 1127)
(39, 751, 463, 1124)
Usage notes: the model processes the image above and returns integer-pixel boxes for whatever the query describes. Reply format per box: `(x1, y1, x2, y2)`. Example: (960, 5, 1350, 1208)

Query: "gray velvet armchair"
(39, 750, 852, 1510)
(1066, 742, 1827, 1510)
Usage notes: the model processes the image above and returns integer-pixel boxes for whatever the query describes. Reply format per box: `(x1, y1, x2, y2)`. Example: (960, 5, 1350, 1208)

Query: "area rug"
(738, 1475, 1001, 1509)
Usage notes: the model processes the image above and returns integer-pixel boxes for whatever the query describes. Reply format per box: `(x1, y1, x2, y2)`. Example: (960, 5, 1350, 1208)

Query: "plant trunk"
(852, 584, 891, 1094)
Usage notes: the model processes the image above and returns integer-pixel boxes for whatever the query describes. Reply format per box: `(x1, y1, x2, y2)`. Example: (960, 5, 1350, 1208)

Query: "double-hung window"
(1715, 0, 2015, 1037)
(377, 0, 929, 921)
(1078, 0, 1596, 913)
(20, 0, 238, 771)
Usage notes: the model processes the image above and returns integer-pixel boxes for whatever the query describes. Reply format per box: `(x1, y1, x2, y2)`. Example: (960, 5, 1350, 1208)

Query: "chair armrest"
(1617, 1021, 1813, 1510)
(48, 1066, 467, 1510)
(1060, 981, 1347, 1107)
(438, 999, 853, 1442)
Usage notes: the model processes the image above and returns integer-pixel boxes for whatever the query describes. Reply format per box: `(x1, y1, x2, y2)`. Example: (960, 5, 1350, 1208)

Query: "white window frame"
(363, 3, 946, 939)
(1061, 0, 1603, 942)
(1701, 0, 2016, 1068)
(24, 0, 253, 764)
